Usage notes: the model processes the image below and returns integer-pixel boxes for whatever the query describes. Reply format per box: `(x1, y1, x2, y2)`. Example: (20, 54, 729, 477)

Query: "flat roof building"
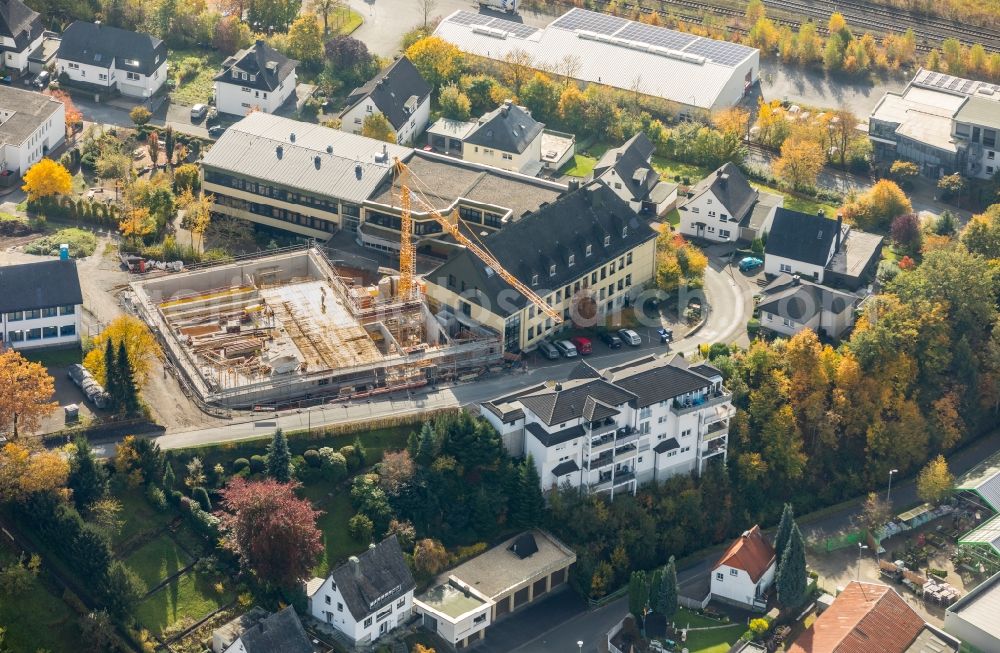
(433, 8, 758, 117)
(0, 84, 65, 176)
(945, 571, 1000, 653)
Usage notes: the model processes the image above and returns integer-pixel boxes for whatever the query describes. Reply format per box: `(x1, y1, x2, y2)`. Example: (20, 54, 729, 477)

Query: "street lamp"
(857, 543, 868, 581)
(887, 468, 899, 506)
(577, 641, 583, 653)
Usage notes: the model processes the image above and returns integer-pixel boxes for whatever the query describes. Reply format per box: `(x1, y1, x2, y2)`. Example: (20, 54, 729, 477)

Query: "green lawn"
(328, 7, 363, 35)
(562, 154, 597, 178)
(169, 49, 225, 106)
(0, 211, 24, 223)
(663, 208, 681, 226)
(112, 489, 175, 551)
(19, 345, 82, 367)
(25, 228, 97, 258)
(750, 181, 841, 219)
(652, 156, 712, 183)
(136, 570, 234, 638)
(125, 533, 195, 591)
(668, 608, 742, 653)
(313, 492, 364, 577)
(0, 542, 80, 652)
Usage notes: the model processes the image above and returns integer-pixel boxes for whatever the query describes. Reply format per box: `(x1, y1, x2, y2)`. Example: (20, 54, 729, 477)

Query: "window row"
(3, 324, 76, 342)
(205, 170, 343, 214)
(6, 305, 75, 321)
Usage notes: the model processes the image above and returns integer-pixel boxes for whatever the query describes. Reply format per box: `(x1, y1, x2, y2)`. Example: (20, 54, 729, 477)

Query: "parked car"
(657, 327, 673, 344)
(569, 336, 592, 355)
(190, 103, 208, 120)
(618, 329, 642, 346)
(0, 74, 11, 85)
(537, 340, 560, 360)
(554, 340, 578, 358)
(738, 256, 764, 272)
(600, 331, 623, 348)
(207, 124, 226, 138)
(31, 71, 49, 89)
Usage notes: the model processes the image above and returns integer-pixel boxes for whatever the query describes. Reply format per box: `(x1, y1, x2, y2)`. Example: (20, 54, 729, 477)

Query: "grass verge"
(125, 532, 195, 591)
(562, 154, 597, 178)
(313, 492, 363, 577)
(136, 569, 234, 639)
(0, 540, 80, 652)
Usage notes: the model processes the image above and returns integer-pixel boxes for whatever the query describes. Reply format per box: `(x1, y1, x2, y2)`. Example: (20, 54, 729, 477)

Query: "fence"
(814, 529, 868, 553)
(607, 616, 626, 653)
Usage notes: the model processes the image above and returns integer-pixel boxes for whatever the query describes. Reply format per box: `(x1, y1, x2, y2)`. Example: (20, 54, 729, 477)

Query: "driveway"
(759, 59, 906, 116)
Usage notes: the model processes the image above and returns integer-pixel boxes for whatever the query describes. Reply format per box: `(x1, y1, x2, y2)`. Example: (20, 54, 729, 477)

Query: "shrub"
(146, 485, 167, 512)
(747, 318, 761, 336)
(169, 490, 183, 506)
(319, 448, 348, 483)
(348, 514, 374, 543)
(192, 487, 212, 512)
(233, 458, 250, 473)
(340, 445, 360, 471)
(249, 455, 266, 473)
(929, 568, 947, 579)
(303, 449, 321, 468)
(176, 57, 203, 84)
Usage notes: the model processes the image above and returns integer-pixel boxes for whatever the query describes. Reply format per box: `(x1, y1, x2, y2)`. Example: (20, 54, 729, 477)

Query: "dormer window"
(622, 226, 628, 238)
(603, 235, 610, 247)
(124, 58, 139, 66)
(531, 274, 539, 286)
(250, 74, 256, 82)
(242, 72, 248, 80)
(568, 254, 575, 267)
(586, 244, 592, 257)
(549, 264, 556, 277)
(232, 70, 239, 79)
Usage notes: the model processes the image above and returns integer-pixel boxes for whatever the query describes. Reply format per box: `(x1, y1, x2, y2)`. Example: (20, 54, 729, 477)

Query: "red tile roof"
(714, 525, 776, 583)
(787, 582, 927, 653)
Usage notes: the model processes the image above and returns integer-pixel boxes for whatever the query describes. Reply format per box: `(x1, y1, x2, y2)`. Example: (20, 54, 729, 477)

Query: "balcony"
(701, 438, 727, 458)
(592, 471, 636, 492)
(671, 390, 733, 417)
(614, 444, 638, 463)
(704, 420, 728, 438)
(587, 418, 619, 438)
(587, 451, 613, 469)
(589, 427, 639, 452)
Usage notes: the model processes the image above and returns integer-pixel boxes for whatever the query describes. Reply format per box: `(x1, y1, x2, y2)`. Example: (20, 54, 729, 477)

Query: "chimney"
(716, 167, 723, 177)
(567, 179, 580, 192)
(719, 173, 729, 188)
(554, 383, 562, 391)
(792, 274, 800, 285)
(836, 213, 843, 252)
(349, 555, 361, 578)
(255, 38, 265, 47)
(817, 208, 825, 217)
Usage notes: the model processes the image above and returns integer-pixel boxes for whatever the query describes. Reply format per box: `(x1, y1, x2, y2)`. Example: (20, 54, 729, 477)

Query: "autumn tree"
(714, 107, 750, 140)
(362, 113, 396, 143)
(0, 350, 57, 441)
(147, 129, 160, 166)
(213, 15, 252, 55)
(45, 89, 82, 138)
(0, 443, 69, 503)
(827, 109, 858, 168)
(520, 73, 560, 124)
(438, 82, 471, 121)
(129, 106, 152, 127)
(841, 179, 912, 231)
(917, 455, 954, 505)
(378, 450, 415, 495)
(309, 0, 341, 34)
(961, 204, 1000, 259)
(412, 538, 448, 576)
(405, 36, 463, 89)
(119, 205, 154, 241)
(499, 49, 534, 97)
(859, 491, 891, 534)
(21, 158, 73, 201)
(891, 213, 922, 253)
(179, 189, 213, 251)
(83, 315, 163, 389)
(219, 478, 323, 587)
(773, 133, 825, 191)
(287, 14, 324, 65)
(889, 160, 919, 182)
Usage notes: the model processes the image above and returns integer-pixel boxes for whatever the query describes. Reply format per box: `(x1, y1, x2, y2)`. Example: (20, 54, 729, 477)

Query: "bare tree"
(500, 48, 534, 97)
(559, 54, 582, 86)
(309, 0, 343, 34)
(421, 0, 438, 28)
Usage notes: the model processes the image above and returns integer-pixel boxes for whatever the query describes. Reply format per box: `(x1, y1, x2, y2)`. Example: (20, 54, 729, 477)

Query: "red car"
(570, 336, 593, 355)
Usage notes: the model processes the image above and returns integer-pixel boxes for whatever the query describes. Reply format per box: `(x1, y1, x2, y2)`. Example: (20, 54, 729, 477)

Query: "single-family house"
(305, 535, 415, 646)
(56, 21, 167, 98)
(0, 85, 65, 176)
(789, 581, 960, 653)
(0, 259, 82, 350)
(592, 133, 677, 216)
(678, 163, 780, 243)
(711, 525, 776, 611)
(214, 40, 297, 117)
(458, 101, 545, 174)
(757, 274, 859, 340)
(339, 56, 431, 146)
(0, 0, 43, 75)
(764, 209, 883, 290)
(211, 606, 313, 653)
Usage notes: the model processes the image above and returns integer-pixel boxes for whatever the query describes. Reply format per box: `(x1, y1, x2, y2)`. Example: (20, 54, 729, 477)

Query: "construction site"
(129, 247, 501, 408)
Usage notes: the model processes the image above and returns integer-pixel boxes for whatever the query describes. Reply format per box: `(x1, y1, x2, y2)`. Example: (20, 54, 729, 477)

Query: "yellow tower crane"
(392, 159, 563, 324)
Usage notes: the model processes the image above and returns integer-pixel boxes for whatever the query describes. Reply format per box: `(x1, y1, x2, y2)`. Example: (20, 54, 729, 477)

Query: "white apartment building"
(0, 85, 65, 176)
(0, 0, 43, 74)
(481, 354, 734, 497)
(0, 259, 82, 350)
(214, 40, 297, 117)
(56, 21, 167, 98)
(305, 536, 415, 647)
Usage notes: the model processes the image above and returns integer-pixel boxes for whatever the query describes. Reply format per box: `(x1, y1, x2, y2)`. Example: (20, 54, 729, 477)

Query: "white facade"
(462, 131, 543, 174)
(57, 58, 166, 98)
(2, 32, 43, 73)
(763, 251, 829, 283)
(0, 99, 65, 175)
(678, 188, 740, 243)
(711, 561, 775, 610)
(307, 575, 413, 645)
(760, 300, 854, 339)
(413, 579, 493, 647)
(215, 70, 296, 117)
(1, 304, 80, 350)
(340, 94, 430, 146)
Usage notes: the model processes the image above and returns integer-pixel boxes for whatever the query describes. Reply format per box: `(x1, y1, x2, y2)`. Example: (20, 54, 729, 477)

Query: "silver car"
(554, 340, 578, 358)
(618, 329, 642, 346)
(190, 103, 208, 120)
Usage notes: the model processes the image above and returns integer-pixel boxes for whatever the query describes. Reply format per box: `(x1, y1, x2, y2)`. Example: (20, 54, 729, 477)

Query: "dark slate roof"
(429, 182, 656, 317)
(607, 358, 713, 408)
(330, 536, 414, 621)
(764, 208, 841, 266)
(464, 101, 544, 154)
(518, 378, 636, 426)
(582, 396, 619, 422)
(567, 360, 602, 381)
(341, 56, 430, 131)
(593, 132, 659, 201)
(689, 363, 722, 379)
(0, 0, 42, 53)
(509, 533, 539, 559)
(757, 274, 854, 322)
(653, 437, 680, 454)
(215, 40, 297, 93)
(237, 607, 312, 653)
(0, 260, 82, 312)
(57, 21, 166, 76)
(525, 421, 586, 447)
(684, 162, 757, 221)
(551, 460, 580, 477)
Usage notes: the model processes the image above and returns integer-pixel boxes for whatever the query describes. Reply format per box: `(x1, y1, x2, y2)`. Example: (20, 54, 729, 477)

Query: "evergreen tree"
(117, 340, 140, 415)
(192, 486, 212, 512)
(776, 523, 808, 609)
(353, 435, 367, 468)
(414, 422, 437, 466)
(102, 338, 119, 412)
(512, 456, 544, 528)
(660, 556, 678, 620)
(68, 435, 109, 511)
(774, 502, 795, 562)
(162, 464, 175, 490)
(164, 125, 175, 163)
(648, 567, 664, 613)
(628, 570, 648, 621)
(266, 428, 292, 483)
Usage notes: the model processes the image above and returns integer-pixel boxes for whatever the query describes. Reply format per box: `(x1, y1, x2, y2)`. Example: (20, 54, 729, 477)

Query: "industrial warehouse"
(130, 248, 500, 407)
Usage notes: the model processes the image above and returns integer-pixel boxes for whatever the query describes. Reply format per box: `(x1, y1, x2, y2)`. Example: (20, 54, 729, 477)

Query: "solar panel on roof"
(504, 22, 539, 38)
(682, 37, 752, 66)
(447, 11, 496, 26)
(551, 9, 629, 35)
(616, 22, 697, 50)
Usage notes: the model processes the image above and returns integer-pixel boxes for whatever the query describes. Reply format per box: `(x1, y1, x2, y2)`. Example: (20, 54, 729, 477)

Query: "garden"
(169, 49, 226, 106)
